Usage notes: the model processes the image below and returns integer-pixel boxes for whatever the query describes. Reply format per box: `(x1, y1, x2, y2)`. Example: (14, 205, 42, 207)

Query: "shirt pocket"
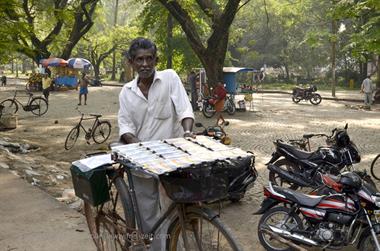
(154, 99, 171, 120)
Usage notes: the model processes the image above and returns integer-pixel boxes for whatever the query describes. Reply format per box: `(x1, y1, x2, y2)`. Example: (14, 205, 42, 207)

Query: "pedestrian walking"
(1, 75, 6, 86)
(42, 74, 51, 102)
(361, 75, 374, 107)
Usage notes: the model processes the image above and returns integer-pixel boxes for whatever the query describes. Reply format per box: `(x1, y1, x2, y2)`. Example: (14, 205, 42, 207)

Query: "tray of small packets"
(112, 136, 255, 203)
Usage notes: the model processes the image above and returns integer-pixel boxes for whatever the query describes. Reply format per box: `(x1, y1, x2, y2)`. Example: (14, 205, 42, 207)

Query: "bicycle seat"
(90, 113, 102, 117)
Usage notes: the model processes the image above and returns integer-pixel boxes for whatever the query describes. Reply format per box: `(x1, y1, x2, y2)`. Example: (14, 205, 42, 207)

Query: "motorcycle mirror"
(224, 121, 230, 126)
(344, 123, 348, 130)
(195, 122, 204, 128)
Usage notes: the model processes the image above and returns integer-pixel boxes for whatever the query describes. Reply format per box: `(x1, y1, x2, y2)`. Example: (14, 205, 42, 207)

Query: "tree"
(156, 0, 249, 87)
(0, 0, 100, 63)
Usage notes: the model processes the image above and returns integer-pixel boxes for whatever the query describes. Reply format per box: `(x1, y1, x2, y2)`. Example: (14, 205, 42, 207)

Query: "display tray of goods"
(71, 136, 257, 205)
(26, 73, 43, 91)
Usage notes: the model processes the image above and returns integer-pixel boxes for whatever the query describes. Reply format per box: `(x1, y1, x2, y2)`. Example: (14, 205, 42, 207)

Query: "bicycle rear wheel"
(64, 127, 79, 150)
(167, 207, 241, 251)
(30, 97, 48, 116)
(93, 121, 111, 144)
(0, 99, 18, 114)
(371, 154, 380, 181)
(84, 176, 135, 251)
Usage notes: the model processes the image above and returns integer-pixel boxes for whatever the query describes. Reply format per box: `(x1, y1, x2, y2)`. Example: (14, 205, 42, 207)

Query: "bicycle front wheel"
(84, 176, 135, 251)
(30, 97, 48, 116)
(64, 127, 79, 150)
(167, 207, 241, 251)
(0, 99, 18, 114)
(93, 121, 111, 144)
(371, 154, 380, 181)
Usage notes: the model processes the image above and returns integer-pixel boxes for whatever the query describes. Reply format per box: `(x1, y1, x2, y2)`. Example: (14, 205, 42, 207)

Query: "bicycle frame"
(9, 91, 34, 109)
(108, 162, 196, 248)
(75, 113, 101, 136)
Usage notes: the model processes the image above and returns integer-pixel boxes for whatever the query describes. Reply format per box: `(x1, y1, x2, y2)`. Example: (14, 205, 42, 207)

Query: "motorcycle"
(195, 121, 257, 202)
(202, 94, 236, 118)
(267, 124, 375, 190)
(292, 84, 322, 105)
(256, 172, 380, 251)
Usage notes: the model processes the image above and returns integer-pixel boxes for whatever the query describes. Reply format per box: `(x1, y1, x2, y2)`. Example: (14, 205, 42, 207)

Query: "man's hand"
(183, 131, 196, 138)
(121, 133, 140, 144)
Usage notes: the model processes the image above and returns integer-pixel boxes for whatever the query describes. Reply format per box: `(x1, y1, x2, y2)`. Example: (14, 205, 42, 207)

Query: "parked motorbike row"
(256, 124, 380, 251)
(197, 119, 379, 250)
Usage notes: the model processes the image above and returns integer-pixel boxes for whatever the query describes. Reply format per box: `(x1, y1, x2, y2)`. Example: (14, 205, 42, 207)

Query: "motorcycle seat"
(277, 141, 314, 159)
(273, 185, 323, 207)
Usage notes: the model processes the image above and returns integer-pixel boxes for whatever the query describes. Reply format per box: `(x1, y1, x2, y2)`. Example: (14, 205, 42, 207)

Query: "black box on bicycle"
(70, 163, 110, 206)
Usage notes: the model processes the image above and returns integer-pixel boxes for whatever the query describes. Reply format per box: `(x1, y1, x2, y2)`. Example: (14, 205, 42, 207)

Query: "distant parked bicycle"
(0, 91, 48, 116)
(370, 154, 380, 181)
(64, 110, 111, 150)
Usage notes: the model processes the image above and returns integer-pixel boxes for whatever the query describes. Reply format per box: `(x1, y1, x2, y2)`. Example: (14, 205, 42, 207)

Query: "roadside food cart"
(39, 57, 91, 90)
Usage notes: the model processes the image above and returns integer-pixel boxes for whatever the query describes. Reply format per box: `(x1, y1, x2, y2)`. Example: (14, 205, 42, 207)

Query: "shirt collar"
(130, 70, 163, 92)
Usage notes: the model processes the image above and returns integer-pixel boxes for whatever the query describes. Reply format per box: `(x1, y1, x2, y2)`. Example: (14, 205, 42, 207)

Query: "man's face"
(130, 48, 157, 79)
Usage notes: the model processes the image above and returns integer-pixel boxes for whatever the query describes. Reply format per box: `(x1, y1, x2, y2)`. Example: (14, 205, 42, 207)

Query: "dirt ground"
(1, 79, 380, 250)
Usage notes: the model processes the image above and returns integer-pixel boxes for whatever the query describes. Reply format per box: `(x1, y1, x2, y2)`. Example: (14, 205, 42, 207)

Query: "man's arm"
(182, 117, 194, 137)
(118, 88, 138, 144)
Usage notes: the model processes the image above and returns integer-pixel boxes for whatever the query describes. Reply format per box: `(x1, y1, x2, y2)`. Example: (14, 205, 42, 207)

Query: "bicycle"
(0, 90, 48, 116)
(370, 154, 380, 181)
(81, 154, 242, 251)
(64, 110, 111, 150)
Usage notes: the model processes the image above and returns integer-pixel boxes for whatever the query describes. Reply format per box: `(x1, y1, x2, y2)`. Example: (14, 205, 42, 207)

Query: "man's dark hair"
(128, 37, 157, 60)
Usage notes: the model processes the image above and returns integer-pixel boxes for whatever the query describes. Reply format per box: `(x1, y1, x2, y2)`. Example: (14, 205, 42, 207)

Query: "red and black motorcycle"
(256, 172, 380, 251)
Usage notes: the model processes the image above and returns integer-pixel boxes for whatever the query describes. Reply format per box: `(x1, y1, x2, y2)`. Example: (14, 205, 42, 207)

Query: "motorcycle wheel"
(226, 100, 236, 115)
(292, 96, 301, 103)
(269, 159, 300, 190)
(258, 206, 303, 251)
(310, 94, 322, 105)
(358, 227, 380, 251)
(202, 103, 216, 118)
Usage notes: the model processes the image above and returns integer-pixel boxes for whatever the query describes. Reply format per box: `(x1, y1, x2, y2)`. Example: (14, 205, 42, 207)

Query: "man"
(118, 38, 194, 249)
(361, 75, 374, 107)
(78, 73, 89, 105)
(41, 74, 51, 102)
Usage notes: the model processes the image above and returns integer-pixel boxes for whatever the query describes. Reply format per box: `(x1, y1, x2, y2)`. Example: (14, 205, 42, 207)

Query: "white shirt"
(362, 78, 373, 93)
(118, 69, 194, 141)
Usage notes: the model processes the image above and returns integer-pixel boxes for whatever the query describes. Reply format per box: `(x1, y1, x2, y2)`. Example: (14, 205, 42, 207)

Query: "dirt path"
(1, 80, 379, 250)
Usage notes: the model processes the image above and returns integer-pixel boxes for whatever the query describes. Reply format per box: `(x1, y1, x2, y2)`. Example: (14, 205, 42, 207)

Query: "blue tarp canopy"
(223, 67, 255, 94)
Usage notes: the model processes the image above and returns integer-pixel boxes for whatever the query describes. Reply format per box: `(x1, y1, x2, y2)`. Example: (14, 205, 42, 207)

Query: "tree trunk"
(111, 0, 119, 80)
(284, 64, 290, 81)
(94, 62, 101, 80)
(377, 55, 380, 88)
(11, 58, 14, 74)
(331, 19, 337, 97)
(166, 13, 173, 69)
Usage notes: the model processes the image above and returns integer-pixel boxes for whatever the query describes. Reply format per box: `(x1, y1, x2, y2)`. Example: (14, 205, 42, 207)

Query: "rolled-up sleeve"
(118, 88, 137, 137)
(169, 70, 194, 121)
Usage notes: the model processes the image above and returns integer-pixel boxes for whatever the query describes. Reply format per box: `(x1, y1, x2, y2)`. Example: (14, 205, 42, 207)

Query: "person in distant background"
(1, 75, 7, 86)
(361, 75, 374, 107)
(188, 70, 198, 110)
(213, 81, 227, 125)
(42, 74, 52, 102)
(78, 73, 89, 105)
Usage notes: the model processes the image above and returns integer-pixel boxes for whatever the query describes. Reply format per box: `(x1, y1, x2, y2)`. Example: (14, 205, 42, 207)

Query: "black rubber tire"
(166, 207, 242, 251)
(202, 103, 216, 118)
(258, 206, 303, 251)
(358, 226, 380, 251)
(226, 100, 236, 115)
(92, 121, 111, 144)
(29, 97, 48, 116)
(370, 154, 380, 181)
(84, 176, 135, 250)
(0, 99, 18, 114)
(292, 96, 301, 103)
(64, 127, 79, 150)
(268, 159, 300, 190)
(310, 94, 322, 105)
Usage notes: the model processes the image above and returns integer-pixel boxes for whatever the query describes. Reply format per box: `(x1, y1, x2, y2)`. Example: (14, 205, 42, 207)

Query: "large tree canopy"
(155, 0, 249, 87)
(0, 0, 100, 63)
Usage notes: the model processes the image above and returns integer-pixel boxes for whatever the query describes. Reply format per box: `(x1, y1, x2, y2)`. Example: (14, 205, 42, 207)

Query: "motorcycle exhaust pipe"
(268, 164, 310, 187)
(267, 225, 318, 246)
